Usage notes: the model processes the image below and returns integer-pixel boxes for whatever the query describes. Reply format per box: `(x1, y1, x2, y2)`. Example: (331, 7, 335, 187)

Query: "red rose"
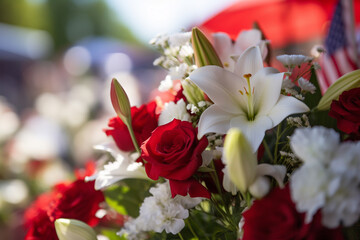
(242, 185, 343, 240)
(24, 166, 104, 240)
(105, 101, 158, 152)
(329, 87, 360, 135)
(141, 119, 210, 198)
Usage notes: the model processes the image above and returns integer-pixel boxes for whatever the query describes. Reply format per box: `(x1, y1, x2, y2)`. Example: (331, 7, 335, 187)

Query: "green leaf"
(304, 68, 322, 110)
(104, 179, 154, 218)
(316, 69, 360, 111)
(101, 229, 124, 240)
(197, 166, 215, 173)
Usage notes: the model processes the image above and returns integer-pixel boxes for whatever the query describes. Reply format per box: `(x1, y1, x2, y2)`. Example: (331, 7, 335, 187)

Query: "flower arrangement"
(24, 27, 360, 240)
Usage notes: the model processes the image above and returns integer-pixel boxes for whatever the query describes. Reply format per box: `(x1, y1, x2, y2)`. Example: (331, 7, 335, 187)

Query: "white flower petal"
(256, 164, 286, 188)
(189, 66, 247, 113)
(213, 32, 233, 69)
(267, 95, 309, 127)
(165, 219, 185, 235)
(251, 67, 284, 115)
(234, 29, 262, 53)
(222, 166, 239, 195)
(248, 176, 270, 199)
(229, 115, 273, 152)
(234, 46, 263, 77)
(197, 105, 234, 138)
(290, 127, 339, 165)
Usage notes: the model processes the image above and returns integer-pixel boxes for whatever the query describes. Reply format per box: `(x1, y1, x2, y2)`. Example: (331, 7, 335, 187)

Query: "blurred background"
(0, 0, 358, 239)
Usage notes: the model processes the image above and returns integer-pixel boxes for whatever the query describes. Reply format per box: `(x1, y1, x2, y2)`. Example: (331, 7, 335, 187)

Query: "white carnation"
(290, 164, 329, 223)
(290, 127, 339, 165)
(289, 127, 360, 228)
(159, 99, 191, 125)
(330, 141, 360, 183)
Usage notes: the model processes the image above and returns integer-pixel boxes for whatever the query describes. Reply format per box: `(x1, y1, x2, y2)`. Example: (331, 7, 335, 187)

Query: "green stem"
(262, 139, 274, 162)
(274, 124, 281, 164)
(186, 219, 199, 239)
(126, 121, 142, 156)
(178, 232, 184, 240)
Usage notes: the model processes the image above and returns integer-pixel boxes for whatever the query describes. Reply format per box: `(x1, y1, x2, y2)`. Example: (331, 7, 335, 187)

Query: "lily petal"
(252, 67, 284, 115)
(230, 115, 273, 152)
(256, 163, 287, 188)
(213, 33, 233, 68)
(189, 65, 248, 113)
(234, 46, 263, 78)
(268, 95, 310, 127)
(197, 105, 234, 138)
(234, 29, 262, 53)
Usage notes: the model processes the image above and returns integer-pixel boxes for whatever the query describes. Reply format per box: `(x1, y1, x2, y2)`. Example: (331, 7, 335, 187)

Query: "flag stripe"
(317, 0, 358, 92)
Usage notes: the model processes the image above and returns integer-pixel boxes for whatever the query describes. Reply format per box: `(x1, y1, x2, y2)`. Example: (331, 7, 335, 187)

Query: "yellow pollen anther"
(224, 62, 230, 67)
(239, 90, 244, 95)
(243, 73, 252, 79)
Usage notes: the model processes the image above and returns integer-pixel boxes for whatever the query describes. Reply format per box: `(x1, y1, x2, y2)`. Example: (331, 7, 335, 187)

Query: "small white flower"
(119, 182, 201, 237)
(158, 75, 174, 92)
(276, 54, 313, 69)
(290, 127, 339, 165)
(168, 32, 191, 48)
(281, 76, 295, 89)
(169, 63, 189, 80)
(298, 77, 316, 94)
(158, 99, 191, 125)
(85, 143, 148, 190)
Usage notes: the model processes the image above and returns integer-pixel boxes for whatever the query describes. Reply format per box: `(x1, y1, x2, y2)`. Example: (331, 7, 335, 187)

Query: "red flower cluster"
(104, 101, 158, 152)
(329, 87, 360, 135)
(24, 165, 104, 240)
(141, 119, 210, 198)
(242, 185, 344, 240)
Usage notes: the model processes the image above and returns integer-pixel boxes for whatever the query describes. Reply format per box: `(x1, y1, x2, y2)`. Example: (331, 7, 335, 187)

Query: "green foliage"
(104, 179, 154, 218)
(101, 229, 124, 240)
(304, 68, 322, 110)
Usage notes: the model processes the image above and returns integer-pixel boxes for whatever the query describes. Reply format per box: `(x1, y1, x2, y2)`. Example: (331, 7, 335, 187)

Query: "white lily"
(85, 143, 149, 190)
(189, 46, 310, 151)
(213, 29, 268, 71)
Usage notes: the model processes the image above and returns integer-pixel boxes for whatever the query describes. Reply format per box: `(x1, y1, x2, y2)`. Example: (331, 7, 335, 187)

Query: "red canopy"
(199, 0, 360, 48)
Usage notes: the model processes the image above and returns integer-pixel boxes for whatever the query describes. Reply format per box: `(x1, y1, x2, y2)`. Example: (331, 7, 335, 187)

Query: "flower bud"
(110, 78, 131, 125)
(182, 78, 205, 105)
(317, 69, 360, 110)
(55, 218, 97, 240)
(191, 27, 223, 67)
(248, 176, 270, 199)
(223, 128, 257, 193)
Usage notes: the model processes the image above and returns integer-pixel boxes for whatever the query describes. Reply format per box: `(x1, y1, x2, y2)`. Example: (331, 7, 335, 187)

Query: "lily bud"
(223, 128, 257, 193)
(110, 78, 131, 125)
(248, 176, 270, 199)
(182, 78, 205, 105)
(55, 218, 97, 240)
(191, 27, 223, 67)
(317, 69, 360, 110)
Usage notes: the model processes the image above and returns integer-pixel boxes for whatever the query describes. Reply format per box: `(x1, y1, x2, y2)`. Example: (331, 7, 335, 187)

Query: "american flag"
(317, 0, 359, 93)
